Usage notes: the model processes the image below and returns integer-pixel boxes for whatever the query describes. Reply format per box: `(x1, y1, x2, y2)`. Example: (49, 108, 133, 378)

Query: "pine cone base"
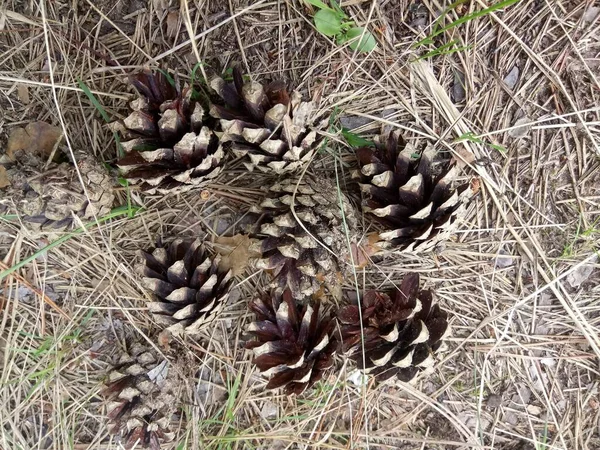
(251, 175, 358, 298)
(102, 340, 180, 449)
(0, 151, 114, 230)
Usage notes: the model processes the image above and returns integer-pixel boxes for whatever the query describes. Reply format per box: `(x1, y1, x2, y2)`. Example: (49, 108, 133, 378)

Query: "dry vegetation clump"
(1, 1, 600, 449)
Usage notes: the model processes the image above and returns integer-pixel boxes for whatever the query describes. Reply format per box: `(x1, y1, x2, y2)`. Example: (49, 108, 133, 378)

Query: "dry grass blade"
(1, 0, 599, 449)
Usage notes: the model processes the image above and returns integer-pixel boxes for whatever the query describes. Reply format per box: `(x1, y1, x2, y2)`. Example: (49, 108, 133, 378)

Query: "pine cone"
(245, 288, 338, 394)
(338, 273, 448, 382)
(102, 339, 180, 450)
(116, 71, 224, 194)
(141, 238, 233, 335)
(355, 130, 476, 252)
(0, 151, 114, 230)
(209, 66, 318, 174)
(250, 175, 358, 298)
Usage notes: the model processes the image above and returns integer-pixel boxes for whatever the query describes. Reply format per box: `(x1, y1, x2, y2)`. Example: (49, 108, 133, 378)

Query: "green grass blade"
(157, 69, 176, 87)
(341, 128, 374, 147)
(304, 0, 335, 11)
(415, 0, 521, 47)
(0, 206, 141, 281)
(418, 41, 472, 59)
(77, 78, 111, 122)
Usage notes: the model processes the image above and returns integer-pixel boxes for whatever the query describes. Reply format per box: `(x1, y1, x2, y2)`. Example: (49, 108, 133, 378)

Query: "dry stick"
(181, 0, 208, 84)
(0, 261, 70, 320)
(0, 76, 128, 99)
(228, 0, 251, 74)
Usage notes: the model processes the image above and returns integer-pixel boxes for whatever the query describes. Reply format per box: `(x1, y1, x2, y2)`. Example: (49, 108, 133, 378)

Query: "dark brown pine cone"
(209, 66, 319, 174)
(102, 339, 181, 449)
(115, 70, 224, 194)
(338, 273, 448, 382)
(141, 238, 233, 335)
(245, 288, 338, 394)
(0, 150, 114, 230)
(249, 174, 358, 299)
(355, 130, 477, 252)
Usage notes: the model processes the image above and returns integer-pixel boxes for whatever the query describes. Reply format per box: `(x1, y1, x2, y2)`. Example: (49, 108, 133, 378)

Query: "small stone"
(494, 248, 514, 268)
(347, 369, 369, 386)
(486, 394, 503, 409)
(260, 401, 278, 420)
(503, 66, 520, 89)
(509, 116, 531, 139)
(452, 70, 466, 103)
(583, 6, 600, 22)
(566, 254, 598, 288)
(339, 115, 373, 130)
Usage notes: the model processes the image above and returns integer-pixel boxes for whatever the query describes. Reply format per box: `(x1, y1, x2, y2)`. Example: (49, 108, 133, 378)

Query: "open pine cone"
(355, 130, 477, 252)
(102, 339, 181, 449)
(0, 150, 114, 230)
(338, 273, 448, 382)
(249, 174, 358, 298)
(141, 238, 233, 335)
(209, 66, 318, 174)
(246, 288, 338, 394)
(115, 70, 224, 194)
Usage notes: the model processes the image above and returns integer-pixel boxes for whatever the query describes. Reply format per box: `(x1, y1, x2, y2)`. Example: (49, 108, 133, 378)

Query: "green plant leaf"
(190, 61, 206, 86)
(330, 0, 346, 16)
(77, 79, 110, 123)
(304, 0, 335, 11)
(342, 128, 374, 147)
(415, 0, 521, 48)
(314, 9, 344, 36)
(157, 69, 176, 87)
(345, 27, 377, 52)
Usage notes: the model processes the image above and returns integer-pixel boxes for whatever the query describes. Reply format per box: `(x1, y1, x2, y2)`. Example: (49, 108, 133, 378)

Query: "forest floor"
(1, 0, 600, 449)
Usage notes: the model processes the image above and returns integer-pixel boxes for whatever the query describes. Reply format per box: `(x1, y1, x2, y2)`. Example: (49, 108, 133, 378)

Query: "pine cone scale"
(140, 239, 232, 335)
(339, 274, 448, 383)
(209, 66, 318, 174)
(356, 131, 477, 251)
(246, 289, 338, 394)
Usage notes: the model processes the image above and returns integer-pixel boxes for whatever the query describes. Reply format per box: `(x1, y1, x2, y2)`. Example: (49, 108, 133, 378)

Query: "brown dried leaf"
(350, 233, 384, 268)
(6, 121, 62, 159)
(166, 10, 179, 37)
(214, 235, 261, 276)
(470, 177, 481, 195)
(17, 84, 30, 104)
(452, 145, 476, 167)
(0, 166, 10, 188)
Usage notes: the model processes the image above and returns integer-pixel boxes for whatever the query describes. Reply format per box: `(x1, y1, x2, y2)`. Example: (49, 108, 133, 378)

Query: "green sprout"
(305, 0, 377, 53)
